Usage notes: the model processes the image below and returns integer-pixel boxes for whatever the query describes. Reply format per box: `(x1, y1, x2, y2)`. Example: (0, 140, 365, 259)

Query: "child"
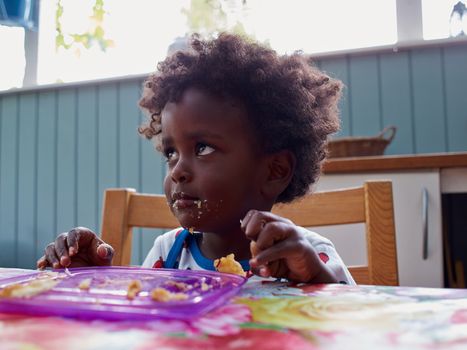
(37, 33, 354, 285)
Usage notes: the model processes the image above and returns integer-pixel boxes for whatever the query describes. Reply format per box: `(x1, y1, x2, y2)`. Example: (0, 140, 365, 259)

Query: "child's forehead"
(162, 88, 249, 125)
(160, 88, 261, 147)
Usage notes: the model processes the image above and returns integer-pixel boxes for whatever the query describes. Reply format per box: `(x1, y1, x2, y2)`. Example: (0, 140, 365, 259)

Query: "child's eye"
(164, 148, 178, 162)
(196, 143, 215, 156)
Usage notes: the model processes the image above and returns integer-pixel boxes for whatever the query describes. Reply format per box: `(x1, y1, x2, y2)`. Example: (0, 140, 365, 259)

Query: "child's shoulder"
(156, 227, 185, 244)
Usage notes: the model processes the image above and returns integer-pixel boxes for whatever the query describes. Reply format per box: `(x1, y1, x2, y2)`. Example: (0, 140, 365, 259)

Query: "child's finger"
(251, 239, 296, 267)
(254, 221, 295, 251)
(44, 243, 61, 269)
(242, 210, 292, 240)
(242, 211, 272, 240)
(240, 209, 258, 233)
(66, 228, 83, 256)
(54, 233, 71, 267)
(95, 243, 114, 265)
(36, 255, 49, 269)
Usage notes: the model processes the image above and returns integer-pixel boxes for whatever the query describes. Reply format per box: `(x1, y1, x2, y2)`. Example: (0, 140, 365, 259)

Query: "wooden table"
(1, 268, 467, 349)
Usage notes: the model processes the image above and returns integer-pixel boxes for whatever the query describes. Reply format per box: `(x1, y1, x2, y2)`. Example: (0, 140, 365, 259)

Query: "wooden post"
(100, 188, 135, 266)
(364, 181, 399, 286)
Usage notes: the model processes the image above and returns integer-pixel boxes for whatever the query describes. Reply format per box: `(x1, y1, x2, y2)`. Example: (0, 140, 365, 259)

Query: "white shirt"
(142, 227, 355, 285)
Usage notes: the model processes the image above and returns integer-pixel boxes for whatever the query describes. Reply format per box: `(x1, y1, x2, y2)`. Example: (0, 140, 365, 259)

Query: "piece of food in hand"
(78, 278, 92, 290)
(250, 241, 259, 258)
(0, 278, 59, 298)
(127, 280, 142, 300)
(214, 253, 246, 277)
(150, 287, 188, 302)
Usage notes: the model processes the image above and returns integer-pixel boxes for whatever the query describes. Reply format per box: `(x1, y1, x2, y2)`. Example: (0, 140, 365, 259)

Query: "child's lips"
(171, 192, 201, 210)
(173, 198, 198, 209)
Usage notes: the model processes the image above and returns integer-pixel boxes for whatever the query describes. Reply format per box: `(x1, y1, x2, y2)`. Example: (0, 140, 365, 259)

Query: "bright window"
(0, 25, 25, 90)
(422, 0, 467, 39)
(3, 0, 399, 90)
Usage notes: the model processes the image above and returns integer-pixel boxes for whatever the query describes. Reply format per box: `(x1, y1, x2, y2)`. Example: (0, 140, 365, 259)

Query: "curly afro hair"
(139, 33, 341, 203)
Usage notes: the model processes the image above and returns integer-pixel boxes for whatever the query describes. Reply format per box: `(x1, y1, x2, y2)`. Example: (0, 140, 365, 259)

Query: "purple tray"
(0, 266, 246, 321)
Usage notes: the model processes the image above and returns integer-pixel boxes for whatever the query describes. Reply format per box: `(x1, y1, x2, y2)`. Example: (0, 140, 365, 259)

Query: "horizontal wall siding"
(0, 42, 466, 268)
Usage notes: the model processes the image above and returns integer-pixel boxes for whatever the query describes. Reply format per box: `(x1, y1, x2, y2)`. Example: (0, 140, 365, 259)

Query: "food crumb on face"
(127, 280, 143, 300)
(150, 287, 188, 302)
(214, 253, 246, 277)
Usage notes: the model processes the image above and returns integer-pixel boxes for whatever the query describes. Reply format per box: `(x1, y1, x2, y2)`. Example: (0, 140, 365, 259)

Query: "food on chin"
(214, 254, 246, 277)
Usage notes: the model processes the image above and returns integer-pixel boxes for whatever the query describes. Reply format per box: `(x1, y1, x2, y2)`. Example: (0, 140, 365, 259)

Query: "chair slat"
(272, 187, 365, 226)
(348, 266, 369, 285)
(128, 194, 179, 229)
(364, 181, 399, 286)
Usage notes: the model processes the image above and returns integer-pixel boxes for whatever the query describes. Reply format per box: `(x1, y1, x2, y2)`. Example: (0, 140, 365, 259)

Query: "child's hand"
(241, 210, 337, 283)
(36, 227, 114, 269)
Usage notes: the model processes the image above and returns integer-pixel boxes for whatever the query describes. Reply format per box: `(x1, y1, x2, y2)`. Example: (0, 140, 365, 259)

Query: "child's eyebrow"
(185, 131, 224, 140)
(160, 131, 223, 148)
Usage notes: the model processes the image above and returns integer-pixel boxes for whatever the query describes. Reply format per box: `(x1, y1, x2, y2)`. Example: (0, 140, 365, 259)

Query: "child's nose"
(170, 159, 192, 183)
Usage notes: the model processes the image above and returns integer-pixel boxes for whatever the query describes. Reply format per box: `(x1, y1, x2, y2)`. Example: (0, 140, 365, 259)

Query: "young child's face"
(161, 88, 268, 234)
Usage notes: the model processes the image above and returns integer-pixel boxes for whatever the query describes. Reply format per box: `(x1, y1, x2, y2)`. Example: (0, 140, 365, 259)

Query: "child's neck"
(195, 228, 251, 261)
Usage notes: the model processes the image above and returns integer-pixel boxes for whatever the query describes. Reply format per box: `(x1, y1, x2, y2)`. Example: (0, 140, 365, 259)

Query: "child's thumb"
(96, 243, 114, 265)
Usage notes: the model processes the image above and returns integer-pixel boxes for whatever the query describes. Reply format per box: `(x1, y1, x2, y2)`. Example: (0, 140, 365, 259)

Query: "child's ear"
(260, 150, 296, 201)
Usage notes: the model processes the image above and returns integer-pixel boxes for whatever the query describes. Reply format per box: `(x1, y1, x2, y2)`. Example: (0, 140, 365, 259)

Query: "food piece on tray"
(214, 253, 246, 277)
(127, 280, 142, 300)
(78, 278, 92, 290)
(164, 280, 192, 292)
(0, 278, 59, 298)
(150, 287, 188, 302)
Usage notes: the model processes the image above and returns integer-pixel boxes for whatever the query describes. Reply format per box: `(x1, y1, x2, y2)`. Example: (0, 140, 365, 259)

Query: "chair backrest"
(272, 180, 398, 286)
(100, 180, 398, 286)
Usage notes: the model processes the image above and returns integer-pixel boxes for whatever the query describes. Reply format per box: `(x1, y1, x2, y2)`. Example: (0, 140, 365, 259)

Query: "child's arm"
(36, 227, 114, 269)
(241, 210, 340, 284)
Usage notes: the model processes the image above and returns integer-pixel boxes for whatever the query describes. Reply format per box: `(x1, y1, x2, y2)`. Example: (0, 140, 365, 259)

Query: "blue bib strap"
(164, 228, 190, 269)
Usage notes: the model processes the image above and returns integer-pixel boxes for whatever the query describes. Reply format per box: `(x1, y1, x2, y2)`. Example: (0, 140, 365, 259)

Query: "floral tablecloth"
(1, 268, 467, 350)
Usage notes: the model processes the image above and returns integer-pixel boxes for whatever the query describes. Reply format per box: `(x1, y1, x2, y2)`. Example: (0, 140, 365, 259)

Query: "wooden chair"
(100, 180, 398, 286)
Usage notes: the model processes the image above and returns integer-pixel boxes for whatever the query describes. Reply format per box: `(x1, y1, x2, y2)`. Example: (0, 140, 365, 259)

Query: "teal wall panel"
(76, 86, 98, 231)
(411, 48, 447, 153)
(0, 95, 19, 267)
(36, 91, 57, 262)
(349, 55, 382, 136)
(56, 88, 77, 235)
(1, 41, 467, 269)
(97, 82, 118, 224)
(379, 51, 415, 155)
(17, 93, 37, 268)
(443, 45, 467, 152)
